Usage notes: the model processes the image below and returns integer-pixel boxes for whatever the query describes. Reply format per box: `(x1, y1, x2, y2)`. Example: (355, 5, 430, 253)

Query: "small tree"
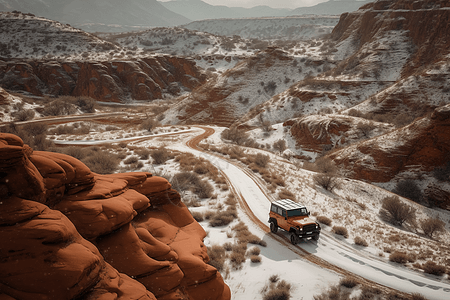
(420, 217, 445, 239)
(393, 179, 422, 203)
(379, 196, 416, 227)
(273, 139, 287, 154)
(140, 117, 161, 132)
(314, 173, 340, 192)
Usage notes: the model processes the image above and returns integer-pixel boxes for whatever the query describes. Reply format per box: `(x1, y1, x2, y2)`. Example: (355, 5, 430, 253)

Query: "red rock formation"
(284, 114, 392, 153)
(0, 133, 231, 300)
(328, 105, 450, 184)
(0, 57, 207, 102)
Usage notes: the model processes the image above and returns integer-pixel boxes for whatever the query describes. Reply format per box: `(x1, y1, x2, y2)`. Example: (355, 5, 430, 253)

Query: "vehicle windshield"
(287, 208, 308, 217)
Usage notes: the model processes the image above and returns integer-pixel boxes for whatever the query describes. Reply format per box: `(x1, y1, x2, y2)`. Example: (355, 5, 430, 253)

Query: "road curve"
(185, 126, 450, 300)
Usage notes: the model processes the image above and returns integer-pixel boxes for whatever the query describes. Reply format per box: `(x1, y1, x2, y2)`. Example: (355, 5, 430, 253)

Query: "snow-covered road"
(180, 127, 450, 300)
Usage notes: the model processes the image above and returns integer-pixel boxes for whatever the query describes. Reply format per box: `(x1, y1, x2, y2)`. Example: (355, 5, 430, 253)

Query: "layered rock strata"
(0, 133, 230, 300)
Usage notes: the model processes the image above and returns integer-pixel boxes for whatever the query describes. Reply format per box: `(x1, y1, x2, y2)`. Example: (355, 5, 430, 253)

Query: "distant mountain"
(0, 0, 191, 32)
(160, 0, 291, 21)
(290, 0, 371, 15)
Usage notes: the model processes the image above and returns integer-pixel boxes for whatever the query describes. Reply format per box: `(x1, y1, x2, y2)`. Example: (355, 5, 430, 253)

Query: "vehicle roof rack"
(272, 199, 306, 210)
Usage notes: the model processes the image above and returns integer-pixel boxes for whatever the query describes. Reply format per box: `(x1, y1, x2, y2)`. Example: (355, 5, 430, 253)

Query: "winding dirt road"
(185, 126, 450, 300)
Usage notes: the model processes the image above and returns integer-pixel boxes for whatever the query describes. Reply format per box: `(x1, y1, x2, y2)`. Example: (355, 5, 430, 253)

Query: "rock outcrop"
(0, 57, 207, 102)
(327, 105, 450, 185)
(0, 133, 231, 300)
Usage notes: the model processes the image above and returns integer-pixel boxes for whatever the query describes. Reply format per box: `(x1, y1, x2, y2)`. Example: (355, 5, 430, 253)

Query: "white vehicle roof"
(271, 199, 306, 211)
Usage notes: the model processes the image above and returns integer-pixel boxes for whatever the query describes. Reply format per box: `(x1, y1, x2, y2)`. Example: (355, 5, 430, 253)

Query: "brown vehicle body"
(268, 199, 320, 244)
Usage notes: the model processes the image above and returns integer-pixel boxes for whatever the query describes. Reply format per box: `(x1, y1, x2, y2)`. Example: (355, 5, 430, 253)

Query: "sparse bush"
(332, 226, 348, 238)
(192, 179, 214, 199)
(13, 109, 35, 121)
(207, 245, 226, 271)
(190, 211, 204, 222)
(422, 261, 446, 276)
(314, 157, 338, 174)
(262, 278, 291, 300)
(209, 208, 237, 227)
(379, 196, 416, 227)
(393, 179, 422, 203)
(135, 148, 151, 160)
(230, 249, 246, 269)
(269, 274, 279, 283)
(314, 174, 340, 192)
(420, 217, 445, 239)
(221, 126, 249, 145)
(82, 150, 120, 174)
(140, 118, 161, 132)
(278, 189, 295, 201)
(389, 251, 408, 264)
(273, 139, 287, 154)
(250, 255, 262, 263)
(150, 147, 169, 164)
(264, 80, 277, 95)
(339, 276, 358, 288)
(75, 97, 97, 113)
(42, 99, 77, 116)
(123, 155, 139, 165)
(317, 216, 332, 226)
(254, 153, 270, 168)
(354, 236, 368, 247)
(432, 162, 450, 182)
(60, 146, 86, 159)
(248, 246, 261, 256)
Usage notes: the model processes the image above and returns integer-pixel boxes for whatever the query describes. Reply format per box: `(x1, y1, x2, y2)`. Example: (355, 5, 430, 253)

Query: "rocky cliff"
(0, 57, 207, 102)
(0, 133, 231, 300)
(327, 104, 450, 208)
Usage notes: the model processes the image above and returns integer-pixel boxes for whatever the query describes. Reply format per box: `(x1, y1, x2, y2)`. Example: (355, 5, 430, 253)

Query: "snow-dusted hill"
(291, 0, 371, 15)
(184, 15, 339, 40)
(0, 0, 190, 32)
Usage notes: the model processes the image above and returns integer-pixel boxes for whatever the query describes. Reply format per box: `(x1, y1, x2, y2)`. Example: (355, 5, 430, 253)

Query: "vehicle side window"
(277, 207, 283, 215)
(271, 204, 277, 213)
(282, 209, 286, 217)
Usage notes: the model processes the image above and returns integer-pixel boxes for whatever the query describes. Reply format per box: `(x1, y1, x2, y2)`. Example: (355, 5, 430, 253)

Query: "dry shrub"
(278, 189, 295, 201)
(339, 276, 358, 288)
(140, 117, 161, 132)
(422, 261, 446, 276)
(74, 96, 97, 113)
(262, 278, 291, 300)
(60, 146, 86, 159)
(209, 207, 238, 227)
(1, 122, 53, 151)
(221, 126, 249, 145)
(82, 150, 120, 174)
(420, 217, 445, 239)
(207, 245, 226, 271)
(192, 178, 214, 199)
(354, 236, 368, 247)
(411, 293, 428, 300)
(42, 98, 77, 116)
(389, 252, 408, 264)
(315, 157, 338, 174)
(332, 226, 348, 238)
(134, 148, 151, 160)
(190, 211, 204, 222)
(314, 173, 340, 192)
(379, 196, 416, 227)
(13, 109, 35, 121)
(193, 162, 209, 174)
(317, 216, 332, 226)
(151, 147, 169, 164)
(248, 246, 261, 256)
(250, 255, 262, 263)
(123, 155, 139, 165)
(254, 153, 270, 168)
(223, 242, 233, 251)
(393, 179, 423, 203)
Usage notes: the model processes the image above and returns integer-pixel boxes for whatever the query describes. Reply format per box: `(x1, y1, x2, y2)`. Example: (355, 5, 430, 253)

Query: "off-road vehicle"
(268, 199, 321, 244)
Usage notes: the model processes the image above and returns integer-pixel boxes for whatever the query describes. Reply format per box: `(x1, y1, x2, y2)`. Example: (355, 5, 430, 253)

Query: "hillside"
(291, 0, 371, 15)
(183, 15, 339, 40)
(161, 0, 290, 20)
(0, 12, 206, 102)
(0, 0, 190, 32)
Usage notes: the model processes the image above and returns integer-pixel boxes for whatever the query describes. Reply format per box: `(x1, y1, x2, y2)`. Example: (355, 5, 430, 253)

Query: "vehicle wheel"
(312, 234, 320, 241)
(290, 232, 298, 245)
(270, 220, 278, 233)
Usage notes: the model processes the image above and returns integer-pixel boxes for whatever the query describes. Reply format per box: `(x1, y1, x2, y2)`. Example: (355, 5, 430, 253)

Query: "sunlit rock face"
(0, 133, 231, 300)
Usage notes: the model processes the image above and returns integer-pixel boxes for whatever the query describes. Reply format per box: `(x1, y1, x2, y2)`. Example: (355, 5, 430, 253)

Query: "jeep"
(268, 199, 321, 244)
